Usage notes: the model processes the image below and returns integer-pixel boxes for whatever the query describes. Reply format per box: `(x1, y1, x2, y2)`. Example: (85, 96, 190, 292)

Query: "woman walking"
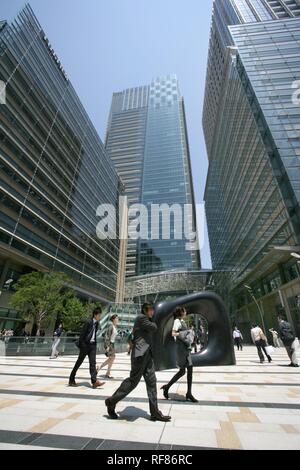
(50, 323, 64, 359)
(161, 306, 198, 403)
(98, 315, 119, 379)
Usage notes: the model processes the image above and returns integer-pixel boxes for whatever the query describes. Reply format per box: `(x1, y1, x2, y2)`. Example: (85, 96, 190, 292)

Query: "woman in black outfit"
(161, 306, 198, 403)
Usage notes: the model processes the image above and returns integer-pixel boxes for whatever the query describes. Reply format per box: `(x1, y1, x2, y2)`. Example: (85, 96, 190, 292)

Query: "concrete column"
(0, 259, 11, 309)
(0, 259, 11, 290)
(0, 340, 5, 356)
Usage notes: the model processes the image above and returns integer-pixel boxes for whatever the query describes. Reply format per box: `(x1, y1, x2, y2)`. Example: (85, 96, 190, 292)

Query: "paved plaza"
(0, 346, 299, 450)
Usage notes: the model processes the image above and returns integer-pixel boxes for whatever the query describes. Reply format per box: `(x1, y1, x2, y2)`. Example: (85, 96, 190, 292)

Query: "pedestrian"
(278, 316, 299, 368)
(161, 306, 198, 403)
(269, 328, 281, 348)
(69, 308, 105, 389)
(233, 327, 243, 351)
(97, 314, 119, 379)
(190, 326, 198, 353)
(198, 326, 205, 351)
(50, 323, 63, 359)
(105, 302, 171, 422)
(251, 324, 272, 364)
(126, 330, 133, 355)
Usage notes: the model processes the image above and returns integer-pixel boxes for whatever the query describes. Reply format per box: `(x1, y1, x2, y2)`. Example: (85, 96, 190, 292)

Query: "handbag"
(265, 345, 274, 356)
(260, 331, 267, 343)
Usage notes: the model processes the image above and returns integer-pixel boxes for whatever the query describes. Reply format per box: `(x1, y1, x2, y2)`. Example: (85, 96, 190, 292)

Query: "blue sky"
(1, 0, 213, 268)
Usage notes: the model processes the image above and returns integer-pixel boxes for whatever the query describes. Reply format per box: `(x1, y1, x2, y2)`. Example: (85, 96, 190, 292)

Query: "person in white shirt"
(161, 306, 198, 403)
(233, 327, 243, 351)
(97, 315, 119, 379)
(251, 324, 272, 364)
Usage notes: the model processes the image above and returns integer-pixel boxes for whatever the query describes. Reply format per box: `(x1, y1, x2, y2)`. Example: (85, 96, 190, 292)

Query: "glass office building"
(0, 4, 123, 318)
(203, 0, 300, 335)
(204, 0, 300, 276)
(105, 86, 149, 277)
(106, 75, 201, 276)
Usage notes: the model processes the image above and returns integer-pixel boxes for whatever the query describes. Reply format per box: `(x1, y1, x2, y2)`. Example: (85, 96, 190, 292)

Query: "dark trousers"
(255, 340, 271, 363)
(234, 338, 243, 351)
(165, 366, 193, 395)
(108, 350, 159, 416)
(69, 344, 97, 384)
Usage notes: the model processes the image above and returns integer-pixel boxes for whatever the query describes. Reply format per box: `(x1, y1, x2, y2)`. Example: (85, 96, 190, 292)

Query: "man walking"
(69, 308, 105, 388)
(278, 316, 299, 368)
(251, 324, 272, 364)
(105, 302, 171, 422)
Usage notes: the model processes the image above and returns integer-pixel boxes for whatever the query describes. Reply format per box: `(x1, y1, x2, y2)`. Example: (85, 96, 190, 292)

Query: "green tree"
(61, 297, 90, 332)
(59, 299, 103, 332)
(10, 271, 71, 335)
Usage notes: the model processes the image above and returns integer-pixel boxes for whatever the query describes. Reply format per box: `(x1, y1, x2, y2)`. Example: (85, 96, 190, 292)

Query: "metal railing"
(0, 335, 129, 357)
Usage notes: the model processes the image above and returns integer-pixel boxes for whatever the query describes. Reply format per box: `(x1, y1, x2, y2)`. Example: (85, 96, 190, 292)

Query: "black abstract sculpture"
(152, 292, 236, 371)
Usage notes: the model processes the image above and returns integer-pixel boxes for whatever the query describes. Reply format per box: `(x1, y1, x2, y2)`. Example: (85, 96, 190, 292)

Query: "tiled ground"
(0, 346, 299, 450)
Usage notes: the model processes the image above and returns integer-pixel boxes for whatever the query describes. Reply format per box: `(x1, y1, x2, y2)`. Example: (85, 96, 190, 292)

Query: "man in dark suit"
(69, 308, 105, 388)
(105, 303, 171, 422)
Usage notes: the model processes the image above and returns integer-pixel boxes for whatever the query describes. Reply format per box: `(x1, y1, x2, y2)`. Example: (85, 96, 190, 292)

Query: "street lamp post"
(244, 284, 267, 334)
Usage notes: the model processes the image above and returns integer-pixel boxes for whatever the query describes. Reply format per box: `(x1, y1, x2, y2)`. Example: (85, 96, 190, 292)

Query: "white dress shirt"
(90, 319, 97, 343)
(251, 327, 263, 343)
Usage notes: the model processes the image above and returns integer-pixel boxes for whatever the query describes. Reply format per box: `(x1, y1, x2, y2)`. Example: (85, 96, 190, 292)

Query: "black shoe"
(105, 399, 118, 419)
(161, 385, 169, 400)
(68, 381, 78, 387)
(186, 394, 198, 403)
(260, 361, 265, 364)
(291, 364, 299, 368)
(150, 412, 171, 422)
(268, 357, 272, 363)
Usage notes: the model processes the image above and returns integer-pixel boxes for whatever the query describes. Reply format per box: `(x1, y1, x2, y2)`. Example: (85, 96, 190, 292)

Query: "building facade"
(203, 0, 300, 337)
(0, 5, 123, 329)
(106, 75, 201, 277)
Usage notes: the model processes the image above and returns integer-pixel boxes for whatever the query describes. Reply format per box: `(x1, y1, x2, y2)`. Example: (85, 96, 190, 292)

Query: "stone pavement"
(0, 346, 299, 450)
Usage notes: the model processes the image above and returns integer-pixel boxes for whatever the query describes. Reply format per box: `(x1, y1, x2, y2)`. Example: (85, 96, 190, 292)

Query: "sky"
(1, 0, 213, 268)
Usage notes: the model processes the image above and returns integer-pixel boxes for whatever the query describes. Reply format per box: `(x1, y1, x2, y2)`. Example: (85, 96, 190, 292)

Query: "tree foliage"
(10, 271, 103, 335)
(11, 271, 70, 335)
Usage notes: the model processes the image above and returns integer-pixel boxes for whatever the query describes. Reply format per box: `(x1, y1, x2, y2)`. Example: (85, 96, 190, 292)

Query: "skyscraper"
(203, 0, 300, 335)
(0, 4, 123, 324)
(106, 75, 201, 277)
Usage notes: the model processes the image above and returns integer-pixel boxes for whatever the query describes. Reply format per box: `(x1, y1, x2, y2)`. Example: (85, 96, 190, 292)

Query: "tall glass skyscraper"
(203, 0, 300, 335)
(0, 5, 123, 312)
(204, 0, 300, 279)
(106, 75, 201, 277)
